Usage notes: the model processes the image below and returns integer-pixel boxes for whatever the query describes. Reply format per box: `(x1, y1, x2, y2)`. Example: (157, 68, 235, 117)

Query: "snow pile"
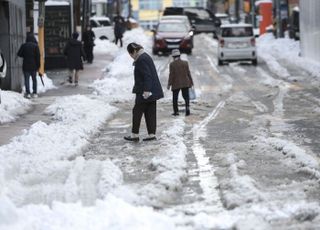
(258, 33, 320, 78)
(220, 153, 264, 209)
(0, 95, 118, 205)
(91, 28, 153, 102)
(0, 90, 32, 124)
(94, 39, 119, 57)
(0, 194, 175, 230)
(258, 136, 320, 178)
(150, 119, 188, 191)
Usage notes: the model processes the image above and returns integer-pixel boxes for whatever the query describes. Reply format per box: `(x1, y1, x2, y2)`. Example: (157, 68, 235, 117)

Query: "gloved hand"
(143, 91, 152, 99)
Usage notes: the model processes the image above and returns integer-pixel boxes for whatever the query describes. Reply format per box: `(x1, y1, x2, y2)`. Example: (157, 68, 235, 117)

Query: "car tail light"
(180, 38, 192, 48)
(251, 38, 256, 47)
(155, 39, 166, 48)
(220, 39, 225, 48)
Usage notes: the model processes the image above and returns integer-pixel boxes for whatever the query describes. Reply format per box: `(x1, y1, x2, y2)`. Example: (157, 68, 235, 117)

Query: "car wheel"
(218, 59, 223, 66)
(252, 58, 258, 66)
(152, 49, 158, 55)
(100, 36, 108, 40)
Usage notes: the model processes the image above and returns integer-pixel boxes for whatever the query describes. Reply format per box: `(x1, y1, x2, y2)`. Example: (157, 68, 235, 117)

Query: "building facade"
(131, 0, 208, 30)
(300, 0, 320, 62)
(0, 0, 26, 91)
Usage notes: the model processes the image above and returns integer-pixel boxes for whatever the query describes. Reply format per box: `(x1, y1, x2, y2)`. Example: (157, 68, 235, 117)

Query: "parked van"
(218, 24, 257, 66)
(89, 16, 115, 41)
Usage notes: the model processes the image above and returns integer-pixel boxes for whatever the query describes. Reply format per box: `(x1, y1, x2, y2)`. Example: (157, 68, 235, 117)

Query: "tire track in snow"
(191, 101, 225, 208)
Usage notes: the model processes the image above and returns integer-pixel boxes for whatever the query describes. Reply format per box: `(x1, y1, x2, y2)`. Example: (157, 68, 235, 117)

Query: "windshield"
(158, 23, 188, 32)
(222, 27, 253, 37)
(98, 20, 111, 26)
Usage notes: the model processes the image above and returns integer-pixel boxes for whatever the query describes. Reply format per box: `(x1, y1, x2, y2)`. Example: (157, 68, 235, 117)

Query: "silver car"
(217, 23, 257, 65)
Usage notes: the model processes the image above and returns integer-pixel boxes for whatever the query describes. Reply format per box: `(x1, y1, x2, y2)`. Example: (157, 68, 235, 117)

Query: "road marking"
(191, 101, 225, 209)
(206, 54, 220, 74)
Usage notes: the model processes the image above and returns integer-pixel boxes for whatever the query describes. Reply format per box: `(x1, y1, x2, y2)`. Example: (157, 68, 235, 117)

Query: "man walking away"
(63, 32, 86, 86)
(82, 26, 95, 63)
(0, 49, 7, 104)
(124, 42, 164, 142)
(167, 49, 193, 116)
(17, 34, 40, 98)
(113, 12, 125, 47)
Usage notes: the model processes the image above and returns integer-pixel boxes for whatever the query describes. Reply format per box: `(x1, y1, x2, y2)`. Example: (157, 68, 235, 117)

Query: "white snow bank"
(0, 95, 118, 206)
(0, 90, 32, 124)
(91, 28, 153, 102)
(94, 39, 119, 57)
(258, 33, 320, 78)
(0, 194, 175, 230)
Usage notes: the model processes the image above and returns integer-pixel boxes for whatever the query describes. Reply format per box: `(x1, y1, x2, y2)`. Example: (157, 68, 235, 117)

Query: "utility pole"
(36, 0, 47, 76)
(235, 0, 240, 23)
(251, 0, 256, 27)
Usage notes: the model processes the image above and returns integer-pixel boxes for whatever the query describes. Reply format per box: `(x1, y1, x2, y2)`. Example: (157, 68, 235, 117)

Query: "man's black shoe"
(186, 110, 190, 116)
(172, 113, 179, 116)
(143, 136, 157, 141)
(124, 136, 139, 142)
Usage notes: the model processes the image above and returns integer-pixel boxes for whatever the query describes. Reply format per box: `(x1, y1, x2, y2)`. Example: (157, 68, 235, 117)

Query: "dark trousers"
(84, 45, 94, 63)
(132, 101, 157, 135)
(172, 87, 189, 114)
(23, 71, 37, 94)
(115, 37, 123, 47)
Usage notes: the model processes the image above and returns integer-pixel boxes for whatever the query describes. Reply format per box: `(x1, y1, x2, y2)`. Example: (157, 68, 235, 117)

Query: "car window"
(98, 20, 111, 26)
(90, 20, 100, 28)
(222, 27, 253, 37)
(158, 23, 188, 32)
(185, 9, 211, 20)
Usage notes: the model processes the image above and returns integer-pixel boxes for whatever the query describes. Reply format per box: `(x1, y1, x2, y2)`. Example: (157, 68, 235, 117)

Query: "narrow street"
(74, 34, 320, 228)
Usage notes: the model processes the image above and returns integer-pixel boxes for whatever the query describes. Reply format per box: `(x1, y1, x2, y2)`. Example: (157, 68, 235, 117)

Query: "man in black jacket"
(63, 32, 86, 86)
(124, 42, 164, 142)
(113, 13, 125, 47)
(82, 26, 95, 63)
(17, 34, 40, 98)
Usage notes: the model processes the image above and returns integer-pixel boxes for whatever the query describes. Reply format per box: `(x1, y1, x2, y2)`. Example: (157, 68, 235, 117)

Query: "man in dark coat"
(113, 13, 125, 47)
(17, 34, 40, 98)
(63, 32, 86, 86)
(167, 49, 194, 116)
(124, 42, 164, 142)
(82, 26, 95, 63)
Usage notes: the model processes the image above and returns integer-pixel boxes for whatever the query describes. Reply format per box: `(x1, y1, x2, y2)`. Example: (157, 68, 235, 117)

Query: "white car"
(90, 16, 115, 42)
(217, 23, 257, 66)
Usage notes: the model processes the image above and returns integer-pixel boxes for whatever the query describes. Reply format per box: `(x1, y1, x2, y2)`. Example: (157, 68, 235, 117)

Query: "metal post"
(70, 0, 74, 33)
(276, 0, 282, 37)
(235, 0, 240, 23)
(251, 0, 255, 27)
(38, 1, 45, 76)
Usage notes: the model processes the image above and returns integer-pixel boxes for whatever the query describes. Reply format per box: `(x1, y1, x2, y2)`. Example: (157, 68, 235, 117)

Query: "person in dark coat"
(63, 32, 86, 86)
(124, 42, 164, 142)
(113, 13, 125, 47)
(167, 49, 193, 116)
(17, 34, 40, 98)
(82, 26, 95, 63)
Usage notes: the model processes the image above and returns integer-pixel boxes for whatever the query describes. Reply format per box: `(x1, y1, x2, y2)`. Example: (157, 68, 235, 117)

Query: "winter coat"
(17, 35, 40, 72)
(82, 30, 95, 47)
(63, 38, 86, 70)
(168, 59, 193, 90)
(0, 50, 7, 78)
(132, 52, 164, 104)
(113, 15, 125, 38)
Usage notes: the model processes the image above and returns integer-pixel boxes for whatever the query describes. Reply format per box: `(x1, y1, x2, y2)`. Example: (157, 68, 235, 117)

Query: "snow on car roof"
(221, 23, 253, 28)
(90, 16, 111, 21)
